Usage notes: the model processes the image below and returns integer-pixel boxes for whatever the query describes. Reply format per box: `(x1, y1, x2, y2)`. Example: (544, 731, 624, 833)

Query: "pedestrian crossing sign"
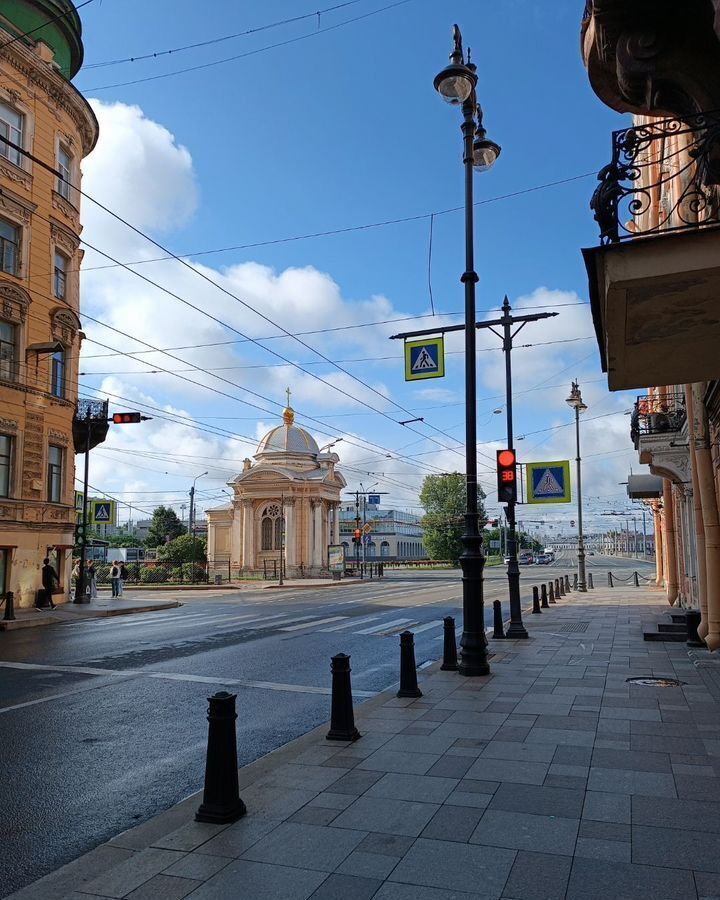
(526, 461, 571, 504)
(404, 337, 444, 381)
(90, 500, 116, 525)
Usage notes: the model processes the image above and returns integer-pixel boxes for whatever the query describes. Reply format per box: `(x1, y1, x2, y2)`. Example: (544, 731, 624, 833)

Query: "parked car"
(535, 553, 550, 565)
(519, 552, 534, 565)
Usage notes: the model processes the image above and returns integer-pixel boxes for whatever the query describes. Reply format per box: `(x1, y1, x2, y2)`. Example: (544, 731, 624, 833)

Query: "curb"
(0, 600, 180, 631)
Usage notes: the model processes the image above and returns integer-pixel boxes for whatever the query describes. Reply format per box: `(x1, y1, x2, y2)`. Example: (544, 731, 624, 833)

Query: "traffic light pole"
(74, 408, 91, 603)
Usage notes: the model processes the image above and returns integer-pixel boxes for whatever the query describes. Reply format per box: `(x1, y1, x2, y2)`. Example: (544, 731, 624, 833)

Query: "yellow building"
(0, 1, 98, 606)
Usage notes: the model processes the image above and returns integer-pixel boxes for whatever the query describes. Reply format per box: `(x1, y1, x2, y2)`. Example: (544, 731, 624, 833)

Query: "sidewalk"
(10, 583, 720, 900)
(0, 596, 180, 631)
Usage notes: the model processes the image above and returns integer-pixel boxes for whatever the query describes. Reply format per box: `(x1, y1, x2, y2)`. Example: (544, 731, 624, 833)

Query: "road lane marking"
(280, 616, 347, 632)
(355, 617, 413, 635)
(411, 620, 444, 635)
(320, 614, 381, 632)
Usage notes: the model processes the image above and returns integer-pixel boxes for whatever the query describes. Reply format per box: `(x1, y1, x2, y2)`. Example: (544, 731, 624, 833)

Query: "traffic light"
(496, 449, 517, 504)
(75, 521, 87, 546)
(353, 528, 362, 544)
(490, 518, 499, 527)
(112, 412, 143, 424)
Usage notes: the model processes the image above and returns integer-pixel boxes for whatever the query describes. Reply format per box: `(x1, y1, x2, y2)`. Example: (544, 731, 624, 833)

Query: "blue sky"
(71, 0, 647, 534)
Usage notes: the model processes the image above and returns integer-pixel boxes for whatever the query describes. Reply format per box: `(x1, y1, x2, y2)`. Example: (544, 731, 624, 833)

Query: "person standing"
(41, 557, 58, 609)
(87, 559, 97, 600)
(118, 561, 128, 597)
(109, 560, 120, 598)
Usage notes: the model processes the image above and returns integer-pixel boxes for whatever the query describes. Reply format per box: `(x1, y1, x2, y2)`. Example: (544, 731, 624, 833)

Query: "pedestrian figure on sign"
(110, 560, 120, 598)
(87, 559, 97, 600)
(41, 557, 58, 609)
(118, 562, 128, 597)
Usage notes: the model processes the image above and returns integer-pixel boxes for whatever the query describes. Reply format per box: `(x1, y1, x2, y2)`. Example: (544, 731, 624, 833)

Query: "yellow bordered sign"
(404, 337, 445, 381)
(526, 461, 571, 504)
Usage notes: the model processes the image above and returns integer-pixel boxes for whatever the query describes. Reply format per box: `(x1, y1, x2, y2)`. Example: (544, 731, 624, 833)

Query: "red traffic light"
(497, 449, 516, 468)
(354, 528, 362, 540)
(112, 412, 143, 424)
(496, 449, 517, 504)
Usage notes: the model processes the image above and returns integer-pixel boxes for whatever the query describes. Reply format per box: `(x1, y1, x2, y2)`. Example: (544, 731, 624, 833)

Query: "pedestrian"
(71, 558, 80, 593)
(118, 561, 128, 597)
(109, 560, 120, 598)
(41, 557, 58, 609)
(87, 559, 97, 600)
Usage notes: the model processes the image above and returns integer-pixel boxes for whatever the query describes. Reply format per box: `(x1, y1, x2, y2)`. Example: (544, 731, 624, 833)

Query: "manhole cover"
(558, 622, 589, 633)
(626, 676, 686, 687)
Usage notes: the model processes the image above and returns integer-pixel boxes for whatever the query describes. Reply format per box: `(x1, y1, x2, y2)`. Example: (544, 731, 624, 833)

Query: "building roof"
(256, 403, 319, 457)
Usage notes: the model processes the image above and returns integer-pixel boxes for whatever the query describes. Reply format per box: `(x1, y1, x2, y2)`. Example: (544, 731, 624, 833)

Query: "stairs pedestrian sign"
(405, 336, 444, 381)
(526, 460, 571, 504)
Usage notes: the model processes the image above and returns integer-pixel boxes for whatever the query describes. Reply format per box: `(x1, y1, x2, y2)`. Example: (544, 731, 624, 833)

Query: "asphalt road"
(0, 553, 653, 896)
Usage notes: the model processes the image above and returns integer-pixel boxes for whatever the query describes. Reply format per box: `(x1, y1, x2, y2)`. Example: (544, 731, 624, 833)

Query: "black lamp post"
(566, 382, 587, 592)
(434, 25, 500, 676)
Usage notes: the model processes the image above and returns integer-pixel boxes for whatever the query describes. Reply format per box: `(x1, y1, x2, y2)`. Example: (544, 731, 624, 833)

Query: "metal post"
(492, 599, 505, 638)
(540, 582, 549, 608)
(588, 572, 594, 589)
(456, 92, 490, 676)
(532, 585, 541, 614)
(189, 484, 196, 584)
(355, 490, 361, 569)
(502, 297, 528, 639)
(441, 616, 459, 670)
(279, 492, 285, 587)
(575, 404, 587, 591)
(195, 692, 246, 823)
(327, 653, 361, 741)
(74, 408, 91, 603)
(548, 581, 556, 603)
(398, 631, 423, 698)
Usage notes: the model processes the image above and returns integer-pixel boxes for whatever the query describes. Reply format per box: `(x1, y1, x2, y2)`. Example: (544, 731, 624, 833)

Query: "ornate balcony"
(630, 393, 689, 483)
(583, 110, 720, 391)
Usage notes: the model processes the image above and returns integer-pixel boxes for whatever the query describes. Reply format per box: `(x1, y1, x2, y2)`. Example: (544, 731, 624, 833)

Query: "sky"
(67, 0, 650, 537)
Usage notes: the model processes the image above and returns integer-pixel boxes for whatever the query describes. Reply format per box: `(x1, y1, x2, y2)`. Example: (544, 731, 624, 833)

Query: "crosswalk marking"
(280, 616, 347, 632)
(411, 620, 444, 635)
(320, 614, 381, 632)
(355, 617, 413, 635)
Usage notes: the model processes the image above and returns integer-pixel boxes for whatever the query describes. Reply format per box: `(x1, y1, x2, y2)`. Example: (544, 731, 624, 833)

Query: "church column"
(333, 502, 341, 544)
(312, 500, 324, 569)
(284, 497, 296, 568)
(230, 504, 241, 569)
(241, 501, 254, 570)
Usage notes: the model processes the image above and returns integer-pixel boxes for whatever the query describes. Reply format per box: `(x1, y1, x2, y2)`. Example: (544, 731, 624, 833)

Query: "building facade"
(206, 402, 346, 578)
(581, 1, 720, 646)
(338, 505, 427, 560)
(0, 1, 98, 605)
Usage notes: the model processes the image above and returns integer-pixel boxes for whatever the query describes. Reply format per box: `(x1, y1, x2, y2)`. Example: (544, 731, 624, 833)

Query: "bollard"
(565, 575, 570, 593)
(2, 591, 15, 622)
(573, 573, 578, 591)
(540, 583, 549, 609)
(558, 577, 565, 597)
(532, 586, 541, 614)
(555, 578, 561, 599)
(397, 631, 422, 698)
(548, 581, 556, 604)
(196, 692, 246, 823)
(327, 653, 361, 741)
(493, 599, 505, 638)
(686, 609, 704, 648)
(588, 572, 594, 590)
(633, 571, 640, 587)
(608, 572, 614, 587)
(441, 616, 459, 670)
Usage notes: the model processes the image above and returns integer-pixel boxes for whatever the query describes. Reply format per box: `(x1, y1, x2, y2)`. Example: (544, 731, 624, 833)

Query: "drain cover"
(558, 622, 589, 633)
(626, 676, 686, 687)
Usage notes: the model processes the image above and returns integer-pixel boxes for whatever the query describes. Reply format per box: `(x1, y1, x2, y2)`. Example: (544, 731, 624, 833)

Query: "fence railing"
(631, 393, 687, 448)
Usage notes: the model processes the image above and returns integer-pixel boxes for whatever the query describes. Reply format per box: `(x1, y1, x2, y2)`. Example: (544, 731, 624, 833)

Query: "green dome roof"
(3, 1, 85, 78)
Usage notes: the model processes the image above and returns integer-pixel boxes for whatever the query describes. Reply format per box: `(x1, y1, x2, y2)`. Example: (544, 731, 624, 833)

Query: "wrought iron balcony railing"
(630, 393, 687, 449)
(591, 109, 720, 244)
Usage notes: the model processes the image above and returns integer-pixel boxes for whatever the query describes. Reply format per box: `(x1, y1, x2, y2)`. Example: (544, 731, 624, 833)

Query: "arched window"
(274, 517, 283, 550)
(261, 517, 273, 551)
(381, 541, 390, 557)
(260, 503, 284, 551)
(368, 541, 376, 558)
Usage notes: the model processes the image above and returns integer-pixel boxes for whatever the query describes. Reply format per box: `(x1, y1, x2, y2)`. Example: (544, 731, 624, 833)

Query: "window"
(57, 145, 72, 200)
(0, 219, 18, 276)
(0, 320, 16, 381)
(51, 348, 65, 398)
(261, 516, 273, 551)
(0, 434, 11, 497)
(0, 102, 23, 167)
(260, 503, 284, 551)
(47, 444, 63, 503)
(54, 251, 67, 299)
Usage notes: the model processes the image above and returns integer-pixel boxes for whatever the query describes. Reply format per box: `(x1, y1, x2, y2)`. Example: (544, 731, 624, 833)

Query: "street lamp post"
(434, 25, 500, 676)
(566, 382, 587, 592)
(190, 471, 208, 583)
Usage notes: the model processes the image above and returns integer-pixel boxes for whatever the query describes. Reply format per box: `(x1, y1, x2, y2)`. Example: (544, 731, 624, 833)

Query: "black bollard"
(540, 583, 549, 609)
(559, 577, 566, 597)
(2, 591, 15, 622)
(588, 572, 594, 589)
(532, 586, 541, 614)
(573, 573, 578, 591)
(196, 692, 246, 824)
(548, 581, 556, 604)
(441, 616, 459, 670)
(686, 609, 704, 648)
(608, 572, 614, 587)
(555, 578, 561, 599)
(493, 599, 505, 638)
(327, 653, 361, 741)
(397, 631, 422, 698)
(565, 575, 570, 593)
(633, 571, 640, 587)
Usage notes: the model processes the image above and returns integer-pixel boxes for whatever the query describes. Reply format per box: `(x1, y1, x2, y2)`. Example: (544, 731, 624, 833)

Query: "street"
(0, 555, 653, 896)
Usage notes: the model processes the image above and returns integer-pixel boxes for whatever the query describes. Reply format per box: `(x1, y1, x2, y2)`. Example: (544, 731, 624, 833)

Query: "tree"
(104, 533, 144, 548)
(145, 506, 186, 548)
(419, 473, 486, 562)
(157, 533, 207, 564)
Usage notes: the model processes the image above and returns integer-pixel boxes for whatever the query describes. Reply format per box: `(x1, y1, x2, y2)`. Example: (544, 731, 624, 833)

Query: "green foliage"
(157, 533, 207, 564)
(419, 473, 486, 562)
(145, 506, 186, 548)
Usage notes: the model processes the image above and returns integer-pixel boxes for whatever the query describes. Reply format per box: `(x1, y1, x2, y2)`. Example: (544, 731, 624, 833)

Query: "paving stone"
(328, 770, 384, 795)
(578, 820, 630, 842)
(330, 796, 439, 837)
(374, 884, 492, 900)
(694, 872, 720, 900)
(258, 763, 348, 793)
(591, 747, 671, 773)
(381, 733, 458, 755)
(629, 721, 700, 737)
(544, 775, 588, 790)
(336, 849, 399, 879)
(524, 728, 595, 747)
(566, 858, 696, 900)
(574, 837, 631, 862)
(582, 791, 631, 824)
(533, 714, 598, 732)
(163, 853, 230, 880)
(465, 757, 549, 785)
(552, 745, 593, 766)
(492, 725, 532, 742)
(421, 805, 485, 843)
(151, 820, 226, 853)
(630, 733, 707, 755)
(599, 707, 661, 722)
(444, 789, 493, 809)
(242, 822, 366, 872)
(309, 874, 383, 900)
(631, 795, 720, 834)
(632, 824, 720, 872)
(307, 793, 355, 810)
(434, 722, 502, 741)
(387, 837, 516, 897)
(366, 773, 458, 804)
(426, 754, 475, 779)
(489, 782, 585, 818)
(500, 850, 572, 900)
(594, 738, 631, 750)
(597, 718, 631, 735)
(357, 833, 414, 858)
(470, 810, 579, 856)
(481, 741, 556, 763)
(587, 767, 677, 797)
(357, 749, 440, 775)
(401, 724, 440, 735)
(197, 817, 281, 858)
(418, 709, 454, 723)
(674, 773, 720, 801)
(288, 806, 341, 826)
(548, 763, 589, 778)
(182, 859, 326, 900)
(125, 874, 200, 900)
(239, 785, 318, 821)
(83, 848, 186, 898)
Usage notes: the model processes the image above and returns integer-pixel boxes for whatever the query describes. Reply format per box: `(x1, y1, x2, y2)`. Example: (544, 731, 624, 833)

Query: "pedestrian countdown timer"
(404, 337, 444, 381)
